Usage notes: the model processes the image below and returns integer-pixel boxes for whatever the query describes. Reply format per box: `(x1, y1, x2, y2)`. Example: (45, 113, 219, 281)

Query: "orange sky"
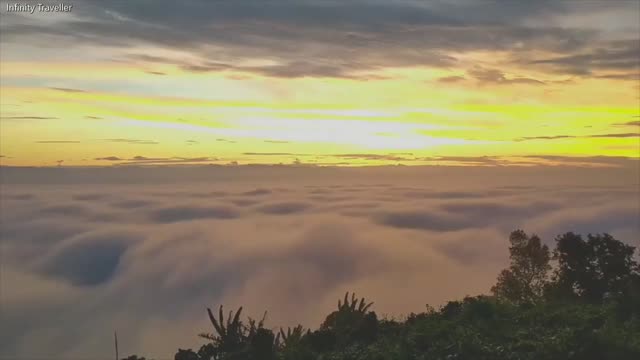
(1, 1, 638, 167)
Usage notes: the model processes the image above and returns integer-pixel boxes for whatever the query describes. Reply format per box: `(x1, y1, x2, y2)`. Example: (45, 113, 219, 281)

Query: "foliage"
(552, 232, 638, 303)
(491, 230, 551, 304)
(279, 325, 308, 347)
(175, 349, 198, 360)
(320, 292, 378, 348)
(201, 305, 245, 354)
(125, 230, 639, 360)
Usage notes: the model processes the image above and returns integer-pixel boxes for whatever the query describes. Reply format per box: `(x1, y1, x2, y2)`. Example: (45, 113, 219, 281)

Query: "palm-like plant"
(319, 292, 378, 347)
(246, 311, 268, 338)
(339, 292, 374, 314)
(322, 292, 374, 330)
(279, 325, 308, 347)
(200, 305, 244, 353)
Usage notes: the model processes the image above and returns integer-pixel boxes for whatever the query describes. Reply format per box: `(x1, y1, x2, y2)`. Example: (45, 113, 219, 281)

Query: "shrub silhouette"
(491, 230, 551, 304)
(320, 292, 378, 347)
(123, 230, 639, 360)
(202, 305, 244, 353)
(552, 232, 638, 303)
(174, 349, 198, 360)
(249, 328, 278, 360)
(279, 325, 308, 348)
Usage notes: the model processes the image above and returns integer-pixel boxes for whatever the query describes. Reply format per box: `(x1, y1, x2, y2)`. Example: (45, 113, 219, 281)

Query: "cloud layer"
(1, 166, 638, 359)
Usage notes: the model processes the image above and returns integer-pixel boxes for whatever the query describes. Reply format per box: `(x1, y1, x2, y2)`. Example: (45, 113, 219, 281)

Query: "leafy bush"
(123, 231, 639, 360)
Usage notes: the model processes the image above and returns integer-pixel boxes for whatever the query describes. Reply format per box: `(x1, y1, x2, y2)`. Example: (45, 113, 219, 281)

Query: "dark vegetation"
(124, 230, 640, 360)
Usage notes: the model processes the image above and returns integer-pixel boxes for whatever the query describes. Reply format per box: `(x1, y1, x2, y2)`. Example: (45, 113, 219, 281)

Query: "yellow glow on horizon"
(1, 55, 639, 167)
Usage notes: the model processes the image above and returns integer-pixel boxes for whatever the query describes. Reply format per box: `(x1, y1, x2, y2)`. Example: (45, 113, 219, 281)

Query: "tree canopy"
(552, 232, 638, 303)
(122, 230, 640, 360)
(491, 230, 551, 304)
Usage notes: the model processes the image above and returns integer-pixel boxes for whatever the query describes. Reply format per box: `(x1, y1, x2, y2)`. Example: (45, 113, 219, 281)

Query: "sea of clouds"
(1, 165, 638, 359)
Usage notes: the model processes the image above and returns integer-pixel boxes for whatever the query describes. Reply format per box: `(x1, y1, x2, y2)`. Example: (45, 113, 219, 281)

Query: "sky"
(0, 0, 639, 167)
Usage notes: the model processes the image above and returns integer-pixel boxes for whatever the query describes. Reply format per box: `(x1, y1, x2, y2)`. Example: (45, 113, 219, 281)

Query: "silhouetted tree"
(245, 311, 269, 340)
(552, 232, 638, 303)
(440, 300, 463, 319)
(153, 229, 640, 360)
(492, 230, 551, 303)
(201, 305, 244, 353)
(249, 328, 278, 360)
(196, 343, 216, 360)
(306, 328, 337, 353)
(614, 273, 640, 319)
(276, 325, 314, 360)
(174, 349, 198, 360)
(279, 325, 308, 348)
(321, 292, 378, 347)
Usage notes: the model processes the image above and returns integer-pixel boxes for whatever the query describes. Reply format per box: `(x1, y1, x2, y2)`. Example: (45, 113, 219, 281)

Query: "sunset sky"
(1, 0, 639, 167)
(1, 2, 640, 358)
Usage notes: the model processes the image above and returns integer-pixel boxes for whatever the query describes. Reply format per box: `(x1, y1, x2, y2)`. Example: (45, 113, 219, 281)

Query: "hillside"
(123, 230, 640, 360)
